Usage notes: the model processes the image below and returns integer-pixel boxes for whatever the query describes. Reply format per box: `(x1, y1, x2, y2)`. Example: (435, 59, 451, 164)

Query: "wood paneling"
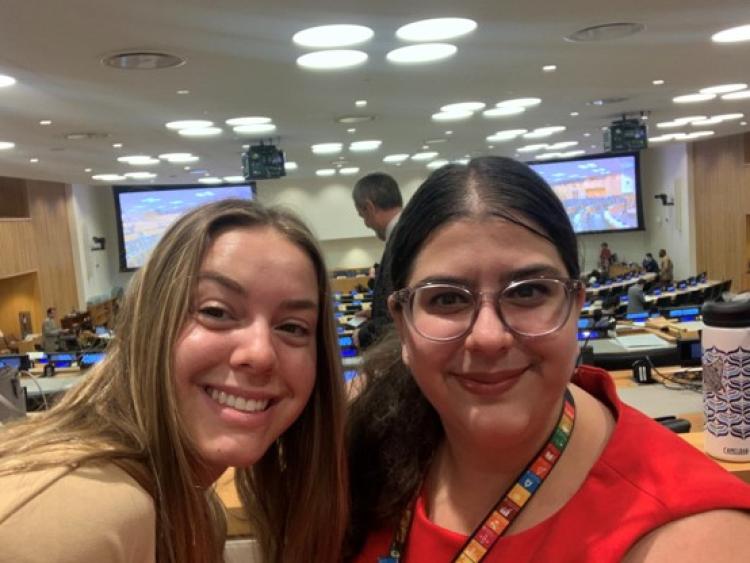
(26, 180, 78, 316)
(0, 220, 36, 277)
(0, 177, 30, 217)
(0, 272, 41, 338)
(691, 133, 750, 293)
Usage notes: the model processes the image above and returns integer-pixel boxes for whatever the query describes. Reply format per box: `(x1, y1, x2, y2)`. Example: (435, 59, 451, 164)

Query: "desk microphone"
(577, 331, 593, 367)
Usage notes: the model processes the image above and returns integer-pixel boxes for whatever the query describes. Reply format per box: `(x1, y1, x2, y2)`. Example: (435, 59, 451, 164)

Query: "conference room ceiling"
(0, 0, 749, 186)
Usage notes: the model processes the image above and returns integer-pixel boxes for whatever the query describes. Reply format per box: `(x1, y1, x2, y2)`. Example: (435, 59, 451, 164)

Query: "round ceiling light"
(102, 51, 185, 70)
(225, 116, 272, 126)
(699, 83, 748, 95)
(565, 22, 645, 42)
(396, 18, 477, 42)
(386, 44, 457, 64)
(711, 24, 750, 43)
(0, 74, 17, 87)
(166, 120, 214, 130)
(178, 127, 223, 137)
(297, 50, 368, 70)
(233, 123, 277, 134)
(285, 161, 298, 171)
(0, 141, 15, 150)
(293, 24, 374, 48)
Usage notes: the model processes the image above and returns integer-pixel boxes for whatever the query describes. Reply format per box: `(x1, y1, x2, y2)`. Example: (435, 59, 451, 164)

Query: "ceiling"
(0, 0, 749, 186)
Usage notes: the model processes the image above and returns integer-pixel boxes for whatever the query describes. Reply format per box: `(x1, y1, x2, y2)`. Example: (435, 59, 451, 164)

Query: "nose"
(229, 320, 278, 378)
(464, 300, 514, 354)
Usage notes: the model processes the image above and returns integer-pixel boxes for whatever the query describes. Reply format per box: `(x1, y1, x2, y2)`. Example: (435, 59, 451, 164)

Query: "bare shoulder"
(623, 510, 750, 563)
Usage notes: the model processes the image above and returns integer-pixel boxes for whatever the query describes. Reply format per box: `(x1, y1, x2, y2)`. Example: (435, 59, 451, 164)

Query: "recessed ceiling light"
(198, 177, 223, 184)
(570, 112, 579, 117)
(166, 120, 214, 130)
(92, 174, 126, 181)
(226, 116, 272, 126)
(177, 89, 190, 95)
(347, 128, 357, 133)
(486, 129, 528, 142)
(0, 74, 17, 87)
(689, 117, 723, 126)
(29, 158, 39, 163)
(311, 143, 343, 155)
(0, 141, 15, 150)
(440, 102, 486, 113)
(118, 155, 160, 165)
(421, 145, 429, 150)
(336, 114, 375, 124)
(178, 127, 222, 137)
(184, 166, 191, 170)
(425, 138, 447, 144)
(673, 93, 716, 103)
(39, 120, 52, 126)
(542, 65, 557, 72)
(124, 172, 157, 179)
(565, 22, 645, 42)
(426, 159, 450, 169)
(431, 110, 473, 121)
(523, 126, 566, 139)
(223, 175, 246, 183)
(547, 141, 579, 150)
(742, 121, 749, 126)
(721, 90, 750, 101)
(65, 131, 109, 140)
(297, 50, 368, 70)
(159, 153, 199, 163)
(411, 151, 438, 161)
(482, 106, 525, 118)
(233, 123, 277, 134)
(583, 132, 591, 137)
(396, 18, 477, 42)
(709, 112, 743, 121)
(383, 154, 410, 163)
(497, 97, 542, 108)
(84, 168, 92, 172)
(112, 143, 123, 148)
(355, 99, 367, 108)
(316, 168, 336, 177)
(283, 161, 298, 171)
(339, 167, 360, 176)
(700, 83, 748, 95)
(445, 130, 453, 135)
(349, 140, 382, 151)
(586, 97, 629, 106)
(102, 51, 185, 70)
(711, 24, 750, 43)
(518, 144, 549, 153)
(386, 44, 457, 64)
(652, 79, 665, 85)
(293, 25, 374, 48)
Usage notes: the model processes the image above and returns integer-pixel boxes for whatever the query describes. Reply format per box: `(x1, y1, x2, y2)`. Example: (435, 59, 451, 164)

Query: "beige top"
(0, 462, 155, 562)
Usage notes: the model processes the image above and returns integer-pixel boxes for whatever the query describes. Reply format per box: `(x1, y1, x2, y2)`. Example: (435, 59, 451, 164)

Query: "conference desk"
(585, 272, 656, 297)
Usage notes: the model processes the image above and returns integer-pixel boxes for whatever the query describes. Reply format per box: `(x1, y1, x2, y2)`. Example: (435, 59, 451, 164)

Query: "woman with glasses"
(346, 157, 750, 562)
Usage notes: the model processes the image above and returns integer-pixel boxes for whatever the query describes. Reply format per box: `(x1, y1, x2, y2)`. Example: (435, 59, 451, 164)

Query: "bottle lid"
(702, 299, 750, 328)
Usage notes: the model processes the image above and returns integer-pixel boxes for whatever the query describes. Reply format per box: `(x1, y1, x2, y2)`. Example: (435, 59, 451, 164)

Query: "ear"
(388, 294, 412, 368)
(574, 282, 586, 312)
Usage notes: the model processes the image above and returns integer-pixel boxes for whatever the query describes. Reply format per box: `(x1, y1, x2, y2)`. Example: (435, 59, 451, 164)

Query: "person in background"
(346, 157, 750, 562)
(642, 252, 659, 274)
(41, 307, 65, 353)
(627, 278, 648, 315)
(659, 249, 674, 285)
(0, 200, 348, 563)
(351, 172, 403, 351)
(591, 308, 612, 330)
(599, 242, 613, 273)
(367, 262, 379, 291)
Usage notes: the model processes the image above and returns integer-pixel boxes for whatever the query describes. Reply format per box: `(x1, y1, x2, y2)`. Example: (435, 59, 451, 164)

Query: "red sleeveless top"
(353, 366, 750, 562)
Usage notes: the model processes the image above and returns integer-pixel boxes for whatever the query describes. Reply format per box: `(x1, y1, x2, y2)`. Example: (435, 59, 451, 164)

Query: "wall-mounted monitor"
(113, 184, 256, 271)
(528, 152, 643, 235)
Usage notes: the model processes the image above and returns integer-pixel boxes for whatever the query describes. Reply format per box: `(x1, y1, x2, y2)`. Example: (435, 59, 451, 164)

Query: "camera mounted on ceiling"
(241, 139, 286, 180)
(603, 111, 649, 153)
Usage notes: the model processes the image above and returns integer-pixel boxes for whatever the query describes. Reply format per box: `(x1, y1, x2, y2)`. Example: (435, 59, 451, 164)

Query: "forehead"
(408, 218, 567, 282)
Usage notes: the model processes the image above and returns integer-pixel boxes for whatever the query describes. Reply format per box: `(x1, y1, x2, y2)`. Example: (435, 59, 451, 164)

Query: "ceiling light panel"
(233, 123, 277, 134)
(700, 83, 747, 95)
(711, 24, 750, 43)
(198, 177, 223, 184)
(225, 116, 272, 126)
(396, 18, 477, 42)
(166, 120, 214, 130)
(411, 151, 438, 161)
(486, 129, 528, 142)
(426, 159, 449, 169)
(339, 167, 360, 175)
(316, 168, 336, 176)
(0, 74, 17, 87)
(293, 24, 374, 48)
(497, 97, 542, 108)
(673, 93, 716, 103)
(349, 140, 382, 151)
(431, 110, 473, 121)
(178, 127, 223, 137)
(124, 172, 157, 179)
(722, 90, 750, 101)
(0, 141, 15, 150)
(312, 142, 343, 154)
(285, 161, 298, 171)
(440, 102, 486, 113)
(383, 154, 410, 163)
(386, 43, 457, 64)
(483, 106, 525, 118)
(92, 174, 126, 181)
(297, 50, 368, 70)
(159, 153, 199, 163)
(224, 176, 246, 183)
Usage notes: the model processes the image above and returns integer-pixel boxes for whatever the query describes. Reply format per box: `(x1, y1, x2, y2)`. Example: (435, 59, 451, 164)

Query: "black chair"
(655, 295, 674, 309)
(672, 292, 690, 307)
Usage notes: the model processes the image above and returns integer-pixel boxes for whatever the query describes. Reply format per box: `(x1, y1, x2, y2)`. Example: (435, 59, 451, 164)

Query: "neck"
(425, 393, 565, 533)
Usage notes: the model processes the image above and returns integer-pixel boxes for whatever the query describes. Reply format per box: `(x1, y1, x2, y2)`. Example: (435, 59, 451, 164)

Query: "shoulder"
(0, 462, 155, 563)
(623, 509, 750, 562)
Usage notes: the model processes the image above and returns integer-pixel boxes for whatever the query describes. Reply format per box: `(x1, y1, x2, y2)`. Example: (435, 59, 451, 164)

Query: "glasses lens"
(411, 284, 475, 340)
(500, 279, 571, 336)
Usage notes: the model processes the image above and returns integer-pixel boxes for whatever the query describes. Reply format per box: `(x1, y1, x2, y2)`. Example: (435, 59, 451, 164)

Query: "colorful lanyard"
(379, 389, 576, 563)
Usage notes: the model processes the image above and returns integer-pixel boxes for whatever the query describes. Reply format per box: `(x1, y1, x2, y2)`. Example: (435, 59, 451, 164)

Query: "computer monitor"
(338, 336, 353, 347)
(679, 339, 703, 367)
(667, 285, 675, 292)
(625, 312, 650, 322)
(577, 328, 608, 341)
(340, 347, 358, 358)
(0, 354, 31, 371)
(80, 352, 106, 368)
(666, 306, 701, 322)
(677, 281, 687, 290)
(577, 318, 594, 329)
(47, 352, 76, 368)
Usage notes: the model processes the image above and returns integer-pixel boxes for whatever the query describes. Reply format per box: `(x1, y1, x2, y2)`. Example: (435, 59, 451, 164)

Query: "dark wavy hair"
(345, 156, 580, 558)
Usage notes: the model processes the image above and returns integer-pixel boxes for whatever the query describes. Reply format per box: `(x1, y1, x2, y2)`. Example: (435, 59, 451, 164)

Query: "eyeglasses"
(393, 277, 583, 341)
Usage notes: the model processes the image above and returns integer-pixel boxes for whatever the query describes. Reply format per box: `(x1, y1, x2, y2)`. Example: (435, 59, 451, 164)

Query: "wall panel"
(0, 220, 36, 277)
(0, 272, 41, 338)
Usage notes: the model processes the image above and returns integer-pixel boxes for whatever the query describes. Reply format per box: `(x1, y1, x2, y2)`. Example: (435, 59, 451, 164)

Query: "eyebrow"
(197, 272, 319, 311)
(414, 264, 567, 288)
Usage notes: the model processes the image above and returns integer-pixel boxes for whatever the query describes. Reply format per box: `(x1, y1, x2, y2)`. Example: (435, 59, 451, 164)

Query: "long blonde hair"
(0, 199, 348, 563)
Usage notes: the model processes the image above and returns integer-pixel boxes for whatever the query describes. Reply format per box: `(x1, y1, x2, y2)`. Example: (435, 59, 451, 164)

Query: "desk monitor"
(80, 352, 106, 367)
(679, 339, 703, 367)
(577, 328, 608, 341)
(665, 307, 701, 322)
(625, 312, 649, 321)
(666, 285, 675, 292)
(620, 295, 629, 303)
(338, 336, 353, 347)
(592, 282, 600, 288)
(652, 289, 662, 296)
(336, 326, 346, 334)
(340, 346, 358, 358)
(677, 282, 687, 290)
(48, 352, 76, 368)
(343, 369, 358, 382)
(0, 354, 31, 371)
(578, 318, 594, 329)
(334, 311, 343, 318)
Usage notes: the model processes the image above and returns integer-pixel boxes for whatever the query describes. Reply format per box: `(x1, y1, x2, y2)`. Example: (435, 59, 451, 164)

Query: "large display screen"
(529, 152, 643, 235)
(114, 184, 255, 271)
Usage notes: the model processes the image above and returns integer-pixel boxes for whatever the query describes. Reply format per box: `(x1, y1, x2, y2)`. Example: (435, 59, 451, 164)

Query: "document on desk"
(615, 333, 674, 350)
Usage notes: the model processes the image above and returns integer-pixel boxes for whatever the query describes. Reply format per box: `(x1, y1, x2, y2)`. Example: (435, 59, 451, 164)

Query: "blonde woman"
(0, 199, 348, 563)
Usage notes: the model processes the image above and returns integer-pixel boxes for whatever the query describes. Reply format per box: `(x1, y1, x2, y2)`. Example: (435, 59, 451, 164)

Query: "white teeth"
(208, 387, 269, 413)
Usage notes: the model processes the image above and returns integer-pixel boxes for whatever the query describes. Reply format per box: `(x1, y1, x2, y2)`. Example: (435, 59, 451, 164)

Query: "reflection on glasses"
(393, 277, 582, 341)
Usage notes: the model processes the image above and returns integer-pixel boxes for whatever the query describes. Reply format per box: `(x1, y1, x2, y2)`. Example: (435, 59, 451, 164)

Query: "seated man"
(626, 279, 648, 314)
(642, 252, 659, 274)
